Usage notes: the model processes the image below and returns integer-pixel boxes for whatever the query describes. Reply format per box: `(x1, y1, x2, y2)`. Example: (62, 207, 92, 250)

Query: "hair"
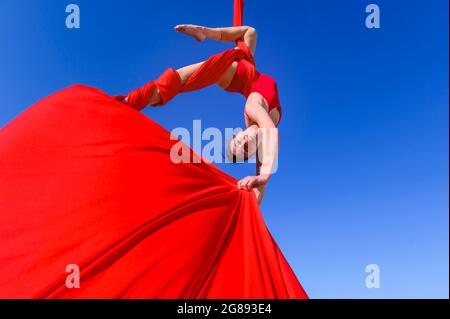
(225, 137, 249, 163)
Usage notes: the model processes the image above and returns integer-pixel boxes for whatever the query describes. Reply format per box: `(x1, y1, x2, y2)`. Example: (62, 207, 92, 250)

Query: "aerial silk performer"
(0, 0, 308, 298)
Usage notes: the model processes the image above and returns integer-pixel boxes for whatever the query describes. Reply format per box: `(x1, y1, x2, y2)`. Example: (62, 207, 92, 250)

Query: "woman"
(120, 24, 281, 204)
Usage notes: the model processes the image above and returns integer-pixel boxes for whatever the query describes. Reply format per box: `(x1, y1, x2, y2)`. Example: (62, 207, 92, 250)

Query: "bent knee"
(243, 26, 257, 54)
(245, 26, 257, 38)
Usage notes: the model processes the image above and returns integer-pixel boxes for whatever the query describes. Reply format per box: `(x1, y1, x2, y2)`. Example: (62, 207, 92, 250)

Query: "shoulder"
(245, 93, 269, 115)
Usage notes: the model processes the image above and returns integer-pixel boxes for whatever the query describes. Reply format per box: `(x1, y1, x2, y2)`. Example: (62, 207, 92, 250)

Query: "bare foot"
(175, 24, 206, 42)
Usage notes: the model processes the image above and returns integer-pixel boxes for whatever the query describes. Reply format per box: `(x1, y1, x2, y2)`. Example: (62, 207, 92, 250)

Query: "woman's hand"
(237, 174, 270, 191)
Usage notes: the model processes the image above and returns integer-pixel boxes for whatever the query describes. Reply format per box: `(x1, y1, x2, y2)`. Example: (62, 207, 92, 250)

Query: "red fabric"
(118, 46, 256, 110)
(234, 0, 244, 27)
(114, 68, 183, 110)
(0, 85, 307, 298)
(250, 73, 282, 119)
(225, 60, 255, 97)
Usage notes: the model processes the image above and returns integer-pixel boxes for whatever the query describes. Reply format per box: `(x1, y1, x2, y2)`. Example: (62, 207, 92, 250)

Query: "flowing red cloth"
(0, 85, 307, 298)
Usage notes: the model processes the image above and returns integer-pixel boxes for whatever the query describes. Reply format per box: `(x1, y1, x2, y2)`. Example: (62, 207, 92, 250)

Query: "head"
(226, 125, 259, 163)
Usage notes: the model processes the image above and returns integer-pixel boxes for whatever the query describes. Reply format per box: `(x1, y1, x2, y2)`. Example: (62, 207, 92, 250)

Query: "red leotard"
(225, 60, 282, 123)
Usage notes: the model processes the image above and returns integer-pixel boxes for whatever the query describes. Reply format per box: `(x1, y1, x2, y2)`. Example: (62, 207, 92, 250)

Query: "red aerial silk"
(0, 85, 307, 298)
(0, 0, 308, 299)
(234, 0, 244, 27)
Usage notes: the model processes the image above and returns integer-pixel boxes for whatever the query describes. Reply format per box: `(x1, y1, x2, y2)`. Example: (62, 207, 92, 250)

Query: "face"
(230, 126, 259, 161)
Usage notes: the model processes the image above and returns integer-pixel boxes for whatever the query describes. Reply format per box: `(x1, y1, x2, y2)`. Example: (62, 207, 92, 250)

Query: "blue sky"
(0, 0, 448, 298)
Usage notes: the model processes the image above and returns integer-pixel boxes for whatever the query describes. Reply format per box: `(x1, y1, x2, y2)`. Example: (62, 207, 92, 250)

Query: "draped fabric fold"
(0, 85, 308, 298)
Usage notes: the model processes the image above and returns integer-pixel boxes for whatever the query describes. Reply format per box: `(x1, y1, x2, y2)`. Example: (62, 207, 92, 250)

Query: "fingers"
(247, 178, 256, 189)
(237, 177, 248, 190)
(237, 176, 256, 191)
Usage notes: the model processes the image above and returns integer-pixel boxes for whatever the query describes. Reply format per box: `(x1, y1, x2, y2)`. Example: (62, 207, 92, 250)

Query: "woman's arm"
(237, 101, 279, 203)
(253, 158, 268, 204)
(175, 25, 257, 55)
(253, 185, 266, 205)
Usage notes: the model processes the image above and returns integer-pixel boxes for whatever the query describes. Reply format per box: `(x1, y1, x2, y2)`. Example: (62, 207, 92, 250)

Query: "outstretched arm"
(175, 25, 257, 55)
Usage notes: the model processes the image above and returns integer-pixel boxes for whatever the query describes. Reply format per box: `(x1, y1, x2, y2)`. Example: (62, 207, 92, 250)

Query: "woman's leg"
(128, 25, 255, 108)
(175, 25, 257, 55)
(176, 61, 204, 84)
(177, 60, 238, 89)
(143, 62, 205, 106)
(146, 60, 236, 106)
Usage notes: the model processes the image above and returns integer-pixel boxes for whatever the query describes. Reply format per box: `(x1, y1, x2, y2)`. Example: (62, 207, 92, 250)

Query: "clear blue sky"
(0, 0, 448, 298)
